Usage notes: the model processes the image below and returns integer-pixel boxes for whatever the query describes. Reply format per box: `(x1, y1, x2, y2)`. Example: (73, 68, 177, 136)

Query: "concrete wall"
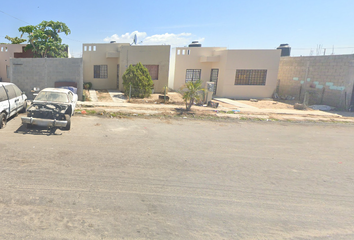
(83, 43, 170, 92)
(172, 47, 281, 99)
(0, 44, 27, 82)
(278, 55, 354, 109)
(10, 58, 83, 100)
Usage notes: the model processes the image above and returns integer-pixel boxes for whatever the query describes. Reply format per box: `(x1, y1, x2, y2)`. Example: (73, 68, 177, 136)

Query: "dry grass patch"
(97, 90, 113, 102)
(129, 92, 185, 105)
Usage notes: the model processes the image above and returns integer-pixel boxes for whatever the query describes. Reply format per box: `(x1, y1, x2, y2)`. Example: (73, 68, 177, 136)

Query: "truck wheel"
(0, 113, 6, 129)
(63, 114, 71, 130)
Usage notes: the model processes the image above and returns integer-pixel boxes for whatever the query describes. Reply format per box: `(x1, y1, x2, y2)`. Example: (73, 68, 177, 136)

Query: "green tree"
(5, 35, 26, 44)
(122, 63, 153, 98)
(18, 20, 71, 58)
(181, 79, 205, 110)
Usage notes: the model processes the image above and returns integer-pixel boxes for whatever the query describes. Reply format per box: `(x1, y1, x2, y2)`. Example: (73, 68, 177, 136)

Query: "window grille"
(235, 69, 267, 85)
(185, 69, 201, 83)
(94, 65, 108, 78)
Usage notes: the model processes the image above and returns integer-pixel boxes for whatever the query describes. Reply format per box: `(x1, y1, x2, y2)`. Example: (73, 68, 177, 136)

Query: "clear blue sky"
(1, 0, 354, 57)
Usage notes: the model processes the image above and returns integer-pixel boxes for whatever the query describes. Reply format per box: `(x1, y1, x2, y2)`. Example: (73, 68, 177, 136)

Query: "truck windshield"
(35, 91, 68, 103)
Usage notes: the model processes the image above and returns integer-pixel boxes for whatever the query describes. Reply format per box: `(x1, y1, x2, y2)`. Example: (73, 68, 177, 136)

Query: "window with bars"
(185, 69, 201, 83)
(94, 65, 108, 79)
(235, 69, 267, 85)
(144, 65, 159, 80)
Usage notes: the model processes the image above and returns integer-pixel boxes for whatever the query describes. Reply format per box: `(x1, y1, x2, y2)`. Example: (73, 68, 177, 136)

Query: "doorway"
(210, 69, 219, 95)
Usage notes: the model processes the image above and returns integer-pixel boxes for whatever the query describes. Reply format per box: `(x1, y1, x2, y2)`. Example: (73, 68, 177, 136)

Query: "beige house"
(0, 44, 27, 82)
(169, 47, 281, 99)
(82, 43, 170, 92)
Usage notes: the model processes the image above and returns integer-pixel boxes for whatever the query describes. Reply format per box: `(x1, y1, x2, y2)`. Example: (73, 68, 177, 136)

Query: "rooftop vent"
(277, 43, 291, 57)
(189, 41, 202, 47)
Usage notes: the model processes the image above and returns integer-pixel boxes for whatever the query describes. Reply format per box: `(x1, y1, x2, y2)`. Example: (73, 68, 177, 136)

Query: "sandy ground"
(96, 90, 114, 102)
(78, 91, 354, 123)
(236, 99, 301, 109)
(128, 92, 185, 105)
(1, 115, 354, 239)
(90, 91, 306, 110)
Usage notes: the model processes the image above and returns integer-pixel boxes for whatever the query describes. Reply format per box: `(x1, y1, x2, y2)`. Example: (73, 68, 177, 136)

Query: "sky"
(1, 0, 354, 58)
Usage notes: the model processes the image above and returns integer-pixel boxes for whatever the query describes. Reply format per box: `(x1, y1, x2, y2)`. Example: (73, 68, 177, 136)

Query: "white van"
(0, 83, 27, 129)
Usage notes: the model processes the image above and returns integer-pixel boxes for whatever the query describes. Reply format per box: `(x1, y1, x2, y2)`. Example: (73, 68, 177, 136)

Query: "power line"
(62, 36, 83, 43)
(293, 46, 354, 50)
(0, 10, 30, 24)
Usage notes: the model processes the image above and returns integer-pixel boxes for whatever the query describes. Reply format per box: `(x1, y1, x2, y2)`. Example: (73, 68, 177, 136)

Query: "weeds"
(74, 108, 354, 125)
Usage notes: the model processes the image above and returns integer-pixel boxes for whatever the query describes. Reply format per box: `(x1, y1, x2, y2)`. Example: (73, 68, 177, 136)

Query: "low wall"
(10, 58, 83, 100)
(278, 55, 354, 109)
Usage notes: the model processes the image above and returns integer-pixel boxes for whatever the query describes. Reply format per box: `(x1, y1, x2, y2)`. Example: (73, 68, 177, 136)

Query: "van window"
(0, 86, 8, 101)
(4, 85, 17, 99)
(12, 84, 22, 97)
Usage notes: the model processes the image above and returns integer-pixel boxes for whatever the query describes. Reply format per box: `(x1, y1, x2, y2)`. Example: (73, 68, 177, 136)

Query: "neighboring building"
(10, 58, 83, 100)
(0, 43, 70, 83)
(82, 43, 170, 92)
(278, 55, 354, 110)
(169, 46, 281, 99)
(0, 44, 27, 82)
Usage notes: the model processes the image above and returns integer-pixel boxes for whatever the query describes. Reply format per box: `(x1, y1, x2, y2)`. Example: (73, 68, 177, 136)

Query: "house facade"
(169, 47, 281, 99)
(82, 43, 170, 92)
(0, 44, 27, 82)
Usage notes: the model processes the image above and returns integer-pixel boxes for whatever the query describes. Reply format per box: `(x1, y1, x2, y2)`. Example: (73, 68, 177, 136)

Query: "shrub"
(122, 63, 153, 98)
(83, 82, 92, 90)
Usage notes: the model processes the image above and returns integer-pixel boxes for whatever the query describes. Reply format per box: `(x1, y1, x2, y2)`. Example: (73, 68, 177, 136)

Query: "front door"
(210, 69, 219, 95)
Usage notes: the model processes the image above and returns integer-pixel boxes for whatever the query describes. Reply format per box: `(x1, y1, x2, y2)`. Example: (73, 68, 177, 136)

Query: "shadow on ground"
(14, 124, 62, 136)
(112, 94, 126, 99)
(329, 111, 354, 117)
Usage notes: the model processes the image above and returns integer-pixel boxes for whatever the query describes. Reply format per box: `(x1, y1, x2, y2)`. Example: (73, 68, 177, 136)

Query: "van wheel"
(20, 101, 27, 113)
(62, 114, 71, 130)
(0, 113, 6, 129)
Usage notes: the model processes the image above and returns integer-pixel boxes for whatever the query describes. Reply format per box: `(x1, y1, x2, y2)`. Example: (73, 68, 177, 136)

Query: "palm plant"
(181, 80, 205, 110)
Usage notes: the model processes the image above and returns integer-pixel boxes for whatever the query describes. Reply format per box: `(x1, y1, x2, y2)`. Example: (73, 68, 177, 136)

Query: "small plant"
(82, 90, 91, 101)
(162, 86, 168, 94)
(85, 109, 97, 115)
(180, 80, 205, 111)
(83, 82, 92, 90)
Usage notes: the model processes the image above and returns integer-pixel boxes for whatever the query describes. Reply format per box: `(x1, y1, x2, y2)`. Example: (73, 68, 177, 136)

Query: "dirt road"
(1, 114, 354, 239)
